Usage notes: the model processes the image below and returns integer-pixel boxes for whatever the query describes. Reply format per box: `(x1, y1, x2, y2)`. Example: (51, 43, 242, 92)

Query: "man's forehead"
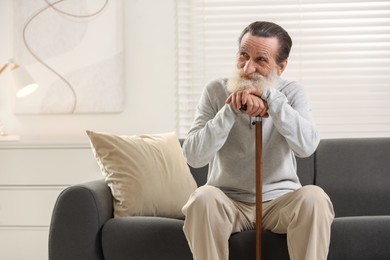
(239, 35, 279, 57)
(240, 46, 270, 56)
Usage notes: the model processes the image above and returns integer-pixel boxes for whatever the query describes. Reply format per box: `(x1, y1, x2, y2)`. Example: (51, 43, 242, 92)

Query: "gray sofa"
(49, 138, 390, 260)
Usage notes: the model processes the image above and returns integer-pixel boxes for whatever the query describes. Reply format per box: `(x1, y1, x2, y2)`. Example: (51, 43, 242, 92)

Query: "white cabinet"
(0, 142, 101, 260)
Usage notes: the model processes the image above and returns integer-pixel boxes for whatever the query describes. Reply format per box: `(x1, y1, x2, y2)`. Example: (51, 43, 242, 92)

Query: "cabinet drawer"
(0, 188, 62, 226)
(0, 227, 48, 260)
(0, 145, 101, 185)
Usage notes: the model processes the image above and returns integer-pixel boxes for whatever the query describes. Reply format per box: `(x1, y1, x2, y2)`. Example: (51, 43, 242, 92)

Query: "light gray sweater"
(182, 78, 320, 203)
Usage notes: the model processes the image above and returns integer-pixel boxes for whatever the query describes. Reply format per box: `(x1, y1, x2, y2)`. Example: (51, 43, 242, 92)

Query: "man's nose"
(243, 59, 256, 75)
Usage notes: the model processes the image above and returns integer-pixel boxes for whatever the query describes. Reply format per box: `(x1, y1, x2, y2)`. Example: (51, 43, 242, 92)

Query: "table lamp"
(0, 59, 38, 140)
(0, 59, 38, 97)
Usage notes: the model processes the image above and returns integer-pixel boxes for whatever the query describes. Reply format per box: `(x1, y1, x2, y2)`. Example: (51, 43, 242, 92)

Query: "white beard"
(227, 68, 278, 94)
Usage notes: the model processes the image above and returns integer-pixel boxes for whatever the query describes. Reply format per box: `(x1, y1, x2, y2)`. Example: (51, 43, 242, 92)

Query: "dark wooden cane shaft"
(256, 118, 263, 260)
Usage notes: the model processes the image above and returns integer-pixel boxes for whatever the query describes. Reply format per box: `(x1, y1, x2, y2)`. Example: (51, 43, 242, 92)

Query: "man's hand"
(226, 87, 269, 117)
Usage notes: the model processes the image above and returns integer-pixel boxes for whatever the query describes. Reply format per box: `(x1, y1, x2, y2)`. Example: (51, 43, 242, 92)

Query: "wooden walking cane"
(255, 116, 263, 260)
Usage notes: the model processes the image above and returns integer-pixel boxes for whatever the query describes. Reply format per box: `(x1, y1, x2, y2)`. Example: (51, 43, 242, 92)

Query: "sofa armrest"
(49, 179, 113, 260)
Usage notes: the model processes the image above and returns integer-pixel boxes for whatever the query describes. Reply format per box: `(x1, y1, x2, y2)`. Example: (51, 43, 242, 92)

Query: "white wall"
(0, 0, 176, 143)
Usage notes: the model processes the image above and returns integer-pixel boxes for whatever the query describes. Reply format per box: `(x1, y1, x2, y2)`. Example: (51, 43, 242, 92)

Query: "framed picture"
(12, 0, 124, 114)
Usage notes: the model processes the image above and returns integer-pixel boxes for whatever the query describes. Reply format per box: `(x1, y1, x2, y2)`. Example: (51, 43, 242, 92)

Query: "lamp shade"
(10, 66, 39, 98)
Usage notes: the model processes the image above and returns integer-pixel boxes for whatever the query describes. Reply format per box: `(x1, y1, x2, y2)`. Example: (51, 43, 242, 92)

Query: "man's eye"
(240, 52, 249, 59)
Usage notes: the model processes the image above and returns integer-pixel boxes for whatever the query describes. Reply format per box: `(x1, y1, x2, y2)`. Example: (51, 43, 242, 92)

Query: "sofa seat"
(328, 216, 390, 260)
(102, 217, 192, 260)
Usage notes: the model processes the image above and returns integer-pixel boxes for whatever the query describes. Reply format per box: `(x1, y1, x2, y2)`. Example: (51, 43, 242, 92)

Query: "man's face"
(227, 33, 283, 93)
(237, 33, 283, 78)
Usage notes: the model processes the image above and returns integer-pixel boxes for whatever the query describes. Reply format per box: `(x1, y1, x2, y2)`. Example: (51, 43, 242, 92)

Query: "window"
(176, 0, 390, 138)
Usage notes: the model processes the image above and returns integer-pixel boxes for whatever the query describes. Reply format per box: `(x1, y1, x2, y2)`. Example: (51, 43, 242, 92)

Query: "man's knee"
(298, 185, 334, 217)
(182, 185, 223, 215)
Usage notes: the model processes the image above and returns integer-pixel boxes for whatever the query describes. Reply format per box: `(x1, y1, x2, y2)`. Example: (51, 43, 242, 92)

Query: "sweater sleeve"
(262, 82, 320, 157)
(182, 80, 238, 168)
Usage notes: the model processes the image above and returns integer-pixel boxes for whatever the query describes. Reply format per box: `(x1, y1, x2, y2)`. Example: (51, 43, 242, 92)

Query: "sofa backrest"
(187, 164, 209, 187)
(315, 138, 390, 217)
(182, 138, 390, 218)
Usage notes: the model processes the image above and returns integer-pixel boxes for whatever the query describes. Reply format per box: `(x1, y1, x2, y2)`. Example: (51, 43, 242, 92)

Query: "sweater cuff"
(261, 88, 271, 100)
(224, 103, 240, 118)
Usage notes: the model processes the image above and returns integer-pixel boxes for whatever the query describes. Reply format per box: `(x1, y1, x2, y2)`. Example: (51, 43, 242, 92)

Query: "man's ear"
(277, 60, 288, 76)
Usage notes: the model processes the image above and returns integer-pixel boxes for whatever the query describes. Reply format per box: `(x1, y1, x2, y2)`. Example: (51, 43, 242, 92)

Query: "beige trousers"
(182, 185, 334, 260)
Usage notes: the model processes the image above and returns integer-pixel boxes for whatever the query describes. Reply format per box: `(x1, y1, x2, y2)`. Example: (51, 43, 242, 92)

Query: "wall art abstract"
(13, 0, 124, 114)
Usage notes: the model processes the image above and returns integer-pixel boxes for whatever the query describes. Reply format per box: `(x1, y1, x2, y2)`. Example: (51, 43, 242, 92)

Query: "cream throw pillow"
(86, 130, 197, 218)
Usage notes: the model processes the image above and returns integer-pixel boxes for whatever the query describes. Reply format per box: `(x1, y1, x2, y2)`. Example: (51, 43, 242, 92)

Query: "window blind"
(176, 0, 390, 138)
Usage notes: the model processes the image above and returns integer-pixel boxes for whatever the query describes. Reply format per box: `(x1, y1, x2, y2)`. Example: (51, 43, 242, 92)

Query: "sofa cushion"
(328, 216, 390, 259)
(229, 230, 290, 259)
(87, 131, 197, 218)
(102, 217, 193, 260)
